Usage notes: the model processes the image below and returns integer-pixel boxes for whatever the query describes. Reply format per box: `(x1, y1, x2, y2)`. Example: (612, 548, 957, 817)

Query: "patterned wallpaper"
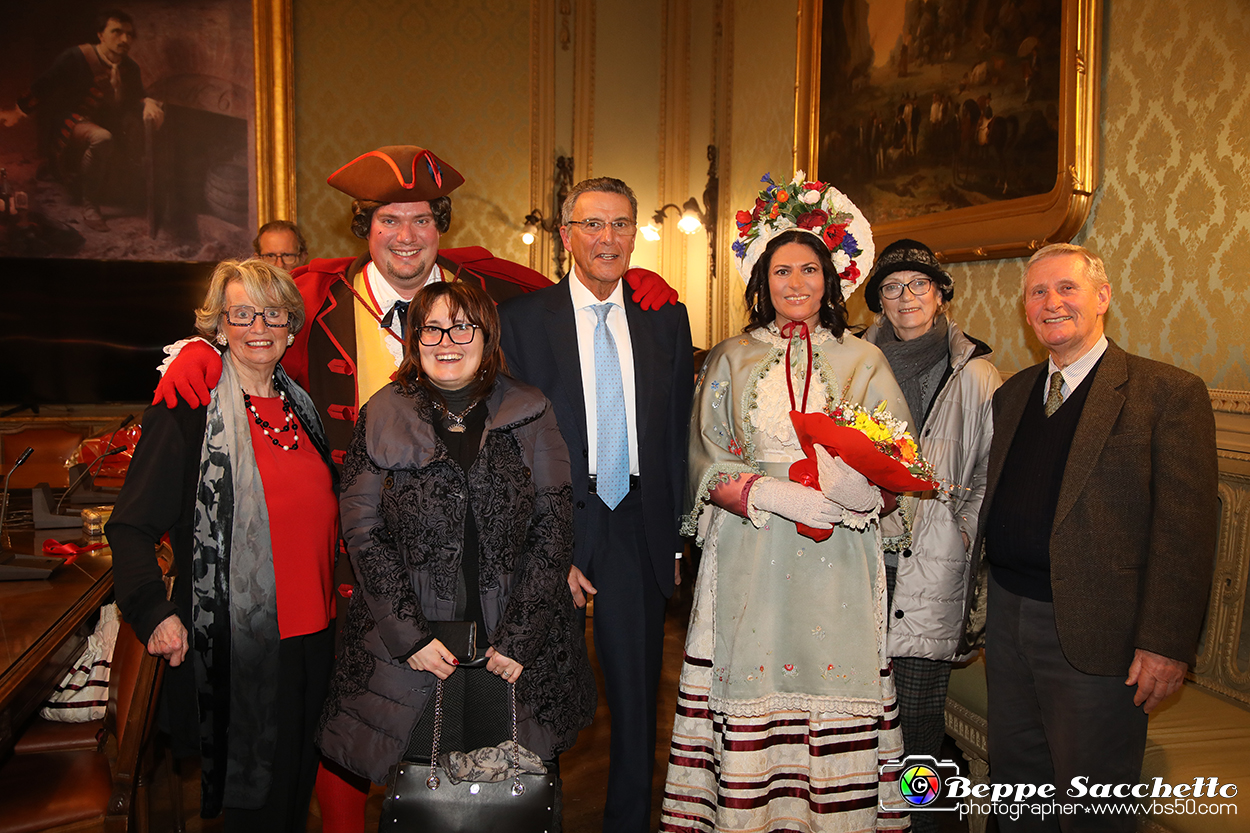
(912, 0, 1250, 390)
(291, 0, 533, 265)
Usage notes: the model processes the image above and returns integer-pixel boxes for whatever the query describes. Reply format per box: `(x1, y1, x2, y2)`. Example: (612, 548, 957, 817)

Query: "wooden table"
(0, 494, 113, 761)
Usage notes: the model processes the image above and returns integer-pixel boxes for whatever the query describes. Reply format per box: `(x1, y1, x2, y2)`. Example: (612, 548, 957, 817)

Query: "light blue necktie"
(593, 303, 629, 509)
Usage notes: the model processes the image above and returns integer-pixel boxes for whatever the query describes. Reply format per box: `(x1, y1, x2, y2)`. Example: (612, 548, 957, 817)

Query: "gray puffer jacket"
(865, 317, 1000, 661)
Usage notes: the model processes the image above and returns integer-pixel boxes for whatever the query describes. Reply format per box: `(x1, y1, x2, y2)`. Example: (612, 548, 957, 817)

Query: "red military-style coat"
(283, 248, 551, 466)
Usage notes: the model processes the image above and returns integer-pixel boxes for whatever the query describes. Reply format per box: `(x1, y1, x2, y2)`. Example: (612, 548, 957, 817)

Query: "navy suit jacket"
(498, 276, 694, 597)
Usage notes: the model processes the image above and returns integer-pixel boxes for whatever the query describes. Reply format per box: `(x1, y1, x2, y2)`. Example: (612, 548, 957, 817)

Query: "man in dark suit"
(498, 177, 694, 833)
(965, 243, 1217, 832)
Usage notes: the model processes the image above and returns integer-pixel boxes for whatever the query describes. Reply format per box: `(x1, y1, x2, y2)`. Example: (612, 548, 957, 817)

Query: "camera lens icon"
(899, 764, 943, 807)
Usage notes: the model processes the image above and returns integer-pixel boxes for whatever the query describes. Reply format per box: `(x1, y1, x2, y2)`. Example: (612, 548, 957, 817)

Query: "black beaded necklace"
(242, 388, 300, 451)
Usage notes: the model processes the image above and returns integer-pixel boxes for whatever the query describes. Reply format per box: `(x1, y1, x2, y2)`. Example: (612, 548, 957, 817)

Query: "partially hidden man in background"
(0, 8, 164, 231)
(965, 243, 1218, 832)
(498, 177, 694, 833)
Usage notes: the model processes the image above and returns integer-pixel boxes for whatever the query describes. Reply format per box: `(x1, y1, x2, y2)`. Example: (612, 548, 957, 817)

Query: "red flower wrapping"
(786, 410, 936, 542)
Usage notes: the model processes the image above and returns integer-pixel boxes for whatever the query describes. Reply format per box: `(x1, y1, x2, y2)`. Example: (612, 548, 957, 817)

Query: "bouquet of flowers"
(787, 400, 937, 541)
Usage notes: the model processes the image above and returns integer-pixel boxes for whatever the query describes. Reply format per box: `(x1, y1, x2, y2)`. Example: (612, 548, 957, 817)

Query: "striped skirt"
(660, 654, 910, 832)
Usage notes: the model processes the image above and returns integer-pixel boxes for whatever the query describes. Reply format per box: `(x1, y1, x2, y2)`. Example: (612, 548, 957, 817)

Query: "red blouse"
(247, 395, 338, 638)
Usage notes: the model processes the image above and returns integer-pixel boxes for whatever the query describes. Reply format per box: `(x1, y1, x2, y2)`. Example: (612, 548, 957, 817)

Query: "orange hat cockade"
(326, 145, 465, 203)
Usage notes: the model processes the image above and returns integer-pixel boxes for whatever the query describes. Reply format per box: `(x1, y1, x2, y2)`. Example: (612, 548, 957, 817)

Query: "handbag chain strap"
(424, 675, 525, 797)
(510, 680, 524, 796)
(426, 678, 445, 790)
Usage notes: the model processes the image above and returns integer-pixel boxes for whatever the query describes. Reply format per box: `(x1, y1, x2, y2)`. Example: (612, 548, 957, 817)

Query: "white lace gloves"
(746, 447, 883, 531)
(747, 478, 842, 530)
(814, 446, 880, 512)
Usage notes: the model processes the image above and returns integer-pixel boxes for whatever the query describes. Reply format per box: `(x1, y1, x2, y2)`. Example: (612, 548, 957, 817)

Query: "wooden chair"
(0, 617, 173, 833)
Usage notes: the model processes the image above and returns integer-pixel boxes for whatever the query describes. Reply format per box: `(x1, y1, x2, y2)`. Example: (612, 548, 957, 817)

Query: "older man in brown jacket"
(964, 243, 1217, 832)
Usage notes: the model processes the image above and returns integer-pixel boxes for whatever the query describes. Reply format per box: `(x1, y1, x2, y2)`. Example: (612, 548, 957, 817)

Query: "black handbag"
(426, 620, 478, 664)
(379, 662, 559, 833)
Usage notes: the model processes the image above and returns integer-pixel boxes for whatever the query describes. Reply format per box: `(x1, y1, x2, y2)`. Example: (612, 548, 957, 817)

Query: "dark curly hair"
(395, 280, 507, 404)
(743, 230, 848, 337)
(350, 196, 452, 239)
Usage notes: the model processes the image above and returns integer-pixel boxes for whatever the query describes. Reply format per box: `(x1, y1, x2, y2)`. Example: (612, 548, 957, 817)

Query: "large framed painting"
(794, 0, 1101, 262)
(0, 0, 293, 261)
(0, 0, 293, 406)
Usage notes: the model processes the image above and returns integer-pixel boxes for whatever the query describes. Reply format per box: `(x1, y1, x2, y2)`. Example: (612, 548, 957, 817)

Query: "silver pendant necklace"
(433, 399, 479, 433)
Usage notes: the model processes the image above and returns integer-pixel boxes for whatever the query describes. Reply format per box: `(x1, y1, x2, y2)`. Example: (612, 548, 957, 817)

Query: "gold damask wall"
(291, 0, 533, 264)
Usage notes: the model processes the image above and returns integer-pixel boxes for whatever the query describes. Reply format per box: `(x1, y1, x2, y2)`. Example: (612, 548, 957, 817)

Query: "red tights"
(314, 759, 370, 833)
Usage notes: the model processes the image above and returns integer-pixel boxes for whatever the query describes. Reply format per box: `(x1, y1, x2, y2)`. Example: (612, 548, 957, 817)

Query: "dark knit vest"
(985, 362, 1099, 601)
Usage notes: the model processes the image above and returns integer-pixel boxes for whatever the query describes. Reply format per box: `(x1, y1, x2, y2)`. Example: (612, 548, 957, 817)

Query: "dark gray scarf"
(876, 314, 949, 429)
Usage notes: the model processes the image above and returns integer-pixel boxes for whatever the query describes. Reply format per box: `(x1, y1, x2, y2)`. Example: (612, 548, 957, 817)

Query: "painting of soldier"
(0, 1, 255, 261)
(815, 0, 1063, 226)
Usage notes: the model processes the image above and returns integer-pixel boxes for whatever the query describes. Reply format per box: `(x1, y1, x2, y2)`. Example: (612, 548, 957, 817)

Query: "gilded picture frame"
(794, 0, 1101, 263)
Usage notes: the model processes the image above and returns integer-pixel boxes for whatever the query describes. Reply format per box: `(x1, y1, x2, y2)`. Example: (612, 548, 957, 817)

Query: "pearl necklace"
(242, 389, 300, 451)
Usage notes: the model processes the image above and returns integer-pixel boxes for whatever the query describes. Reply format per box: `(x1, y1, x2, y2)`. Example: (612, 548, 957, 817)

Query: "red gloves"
(151, 339, 223, 409)
(623, 268, 679, 311)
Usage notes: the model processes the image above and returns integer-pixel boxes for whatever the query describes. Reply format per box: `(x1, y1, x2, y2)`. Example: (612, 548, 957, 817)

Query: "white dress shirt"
(365, 261, 444, 367)
(1043, 334, 1108, 406)
(568, 268, 639, 477)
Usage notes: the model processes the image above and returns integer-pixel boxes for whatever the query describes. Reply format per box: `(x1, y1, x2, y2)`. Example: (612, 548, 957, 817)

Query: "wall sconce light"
(640, 146, 719, 279)
(520, 155, 574, 276)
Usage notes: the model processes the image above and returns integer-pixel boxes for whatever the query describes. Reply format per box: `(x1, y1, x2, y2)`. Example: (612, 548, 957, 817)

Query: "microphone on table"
(55, 446, 126, 516)
(0, 447, 34, 543)
(103, 414, 135, 451)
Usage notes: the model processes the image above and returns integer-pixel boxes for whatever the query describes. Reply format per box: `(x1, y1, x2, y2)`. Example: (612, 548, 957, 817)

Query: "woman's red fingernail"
(452, 659, 459, 665)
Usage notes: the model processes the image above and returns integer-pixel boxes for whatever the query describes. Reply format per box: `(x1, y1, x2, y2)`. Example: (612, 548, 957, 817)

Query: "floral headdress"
(732, 172, 874, 299)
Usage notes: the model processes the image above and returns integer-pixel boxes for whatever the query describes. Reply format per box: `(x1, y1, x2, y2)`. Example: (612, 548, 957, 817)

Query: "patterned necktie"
(592, 303, 629, 509)
(1044, 370, 1064, 417)
(380, 300, 409, 337)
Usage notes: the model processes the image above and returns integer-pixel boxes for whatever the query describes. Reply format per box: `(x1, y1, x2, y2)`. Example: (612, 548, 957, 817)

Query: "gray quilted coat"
(865, 318, 1000, 661)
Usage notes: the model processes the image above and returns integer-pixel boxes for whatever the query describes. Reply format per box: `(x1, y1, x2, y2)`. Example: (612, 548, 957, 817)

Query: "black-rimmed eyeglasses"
(418, 323, 479, 346)
(224, 305, 291, 327)
(879, 277, 933, 300)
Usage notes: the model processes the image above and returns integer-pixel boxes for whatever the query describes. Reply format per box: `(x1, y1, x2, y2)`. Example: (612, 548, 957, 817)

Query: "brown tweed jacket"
(961, 339, 1217, 675)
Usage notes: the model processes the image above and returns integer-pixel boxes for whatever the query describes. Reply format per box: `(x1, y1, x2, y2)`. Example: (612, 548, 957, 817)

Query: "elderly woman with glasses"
(318, 279, 595, 797)
(861, 239, 1000, 833)
(108, 259, 339, 830)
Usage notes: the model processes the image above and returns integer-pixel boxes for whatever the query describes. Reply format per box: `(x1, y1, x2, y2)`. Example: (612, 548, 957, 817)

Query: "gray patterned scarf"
(190, 354, 281, 812)
(876, 313, 949, 430)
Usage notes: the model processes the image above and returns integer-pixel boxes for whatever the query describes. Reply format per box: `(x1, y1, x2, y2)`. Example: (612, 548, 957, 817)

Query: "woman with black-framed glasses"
(318, 279, 595, 808)
(108, 259, 338, 830)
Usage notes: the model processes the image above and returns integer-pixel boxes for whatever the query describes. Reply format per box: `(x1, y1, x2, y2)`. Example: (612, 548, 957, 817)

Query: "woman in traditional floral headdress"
(660, 174, 912, 831)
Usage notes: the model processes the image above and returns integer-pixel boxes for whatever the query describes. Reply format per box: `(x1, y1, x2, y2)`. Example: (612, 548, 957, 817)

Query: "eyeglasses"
(418, 323, 479, 346)
(224, 305, 291, 327)
(259, 252, 302, 266)
(565, 219, 637, 237)
(879, 277, 933, 300)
